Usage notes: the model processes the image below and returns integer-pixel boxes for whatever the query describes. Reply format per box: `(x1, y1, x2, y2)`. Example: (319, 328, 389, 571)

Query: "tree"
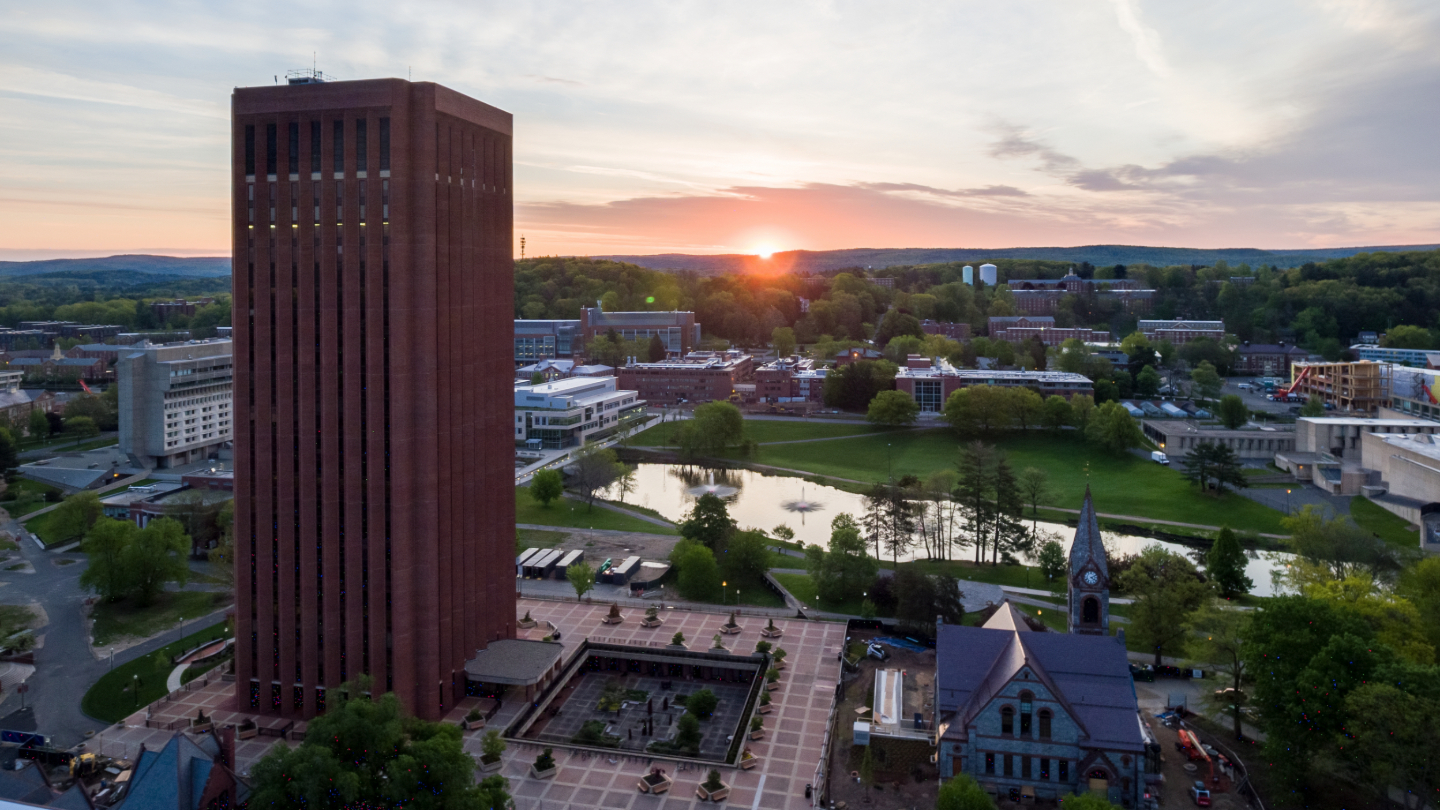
(724, 530, 770, 582)
(0, 427, 17, 474)
(1056, 795, 1120, 810)
(673, 713, 701, 753)
(678, 401, 745, 456)
(685, 688, 718, 719)
(858, 744, 876, 801)
(48, 491, 102, 545)
(1397, 556, 1440, 658)
(956, 441, 994, 564)
(934, 573, 965, 626)
(566, 561, 595, 601)
(866, 481, 917, 568)
(27, 408, 49, 440)
(1280, 505, 1400, 584)
(936, 775, 996, 810)
(1037, 540, 1066, 582)
(1006, 387, 1044, 430)
(1136, 364, 1162, 398)
(1069, 393, 1095, 430)
(1118, 544, 1209, 665)
(1084, 402, 1143, 454)
(893, 568, 940, 633)
(989, 457, 1029, 565)
(572, 444, 622, 510)
(771, 524, 795, 542)
(529, 468, 564, 507)
(647, 334, 667, 362)
(681, 493, 734, 550)
(866, 390, 919, 426)
(805, 513, 878, 605)
(529, 371, 545, 385)
(822, 360, 898, 411)
(1206, 527, 1252, 598)
(1342, 682, 1440, 802)
(63, 392, 119, 431)
(874, 310, 923, 348)
(1186, 599, 1251, 738)
(1190, 360, 1223, 402)
(1016, 467, 1049, 532)
(1180, 442, 1248, 495)
(248, 680, 504, 810)
(613, 463, 637, 504)
(124, 517, 191, 606)
(79, 517, 137, 602)
(1382, 324, 1433, 350)
(1299, 397, 1325, 417)
(942, 385, 1012, 435)
(675, 543, 722, 601)
(1040, 395, 1073, 432)
(209, 499, 235, 589)
(771, 326, 796, 358)
(1215, 394, 1248, 429)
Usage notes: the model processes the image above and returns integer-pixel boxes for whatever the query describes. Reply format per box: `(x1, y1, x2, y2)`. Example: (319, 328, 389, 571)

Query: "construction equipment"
(1274, 365, 1312, 399)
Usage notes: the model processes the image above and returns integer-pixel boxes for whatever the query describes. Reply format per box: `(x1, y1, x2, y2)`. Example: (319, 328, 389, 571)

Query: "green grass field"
(771, 572, 872, 615)
(1348, 496, 1418, 549)
(631, 419, 889, 447)
(23, 510, 70, 547)
(91, 591, 231, 647)
(903, 558, 1065, 593)
(515, 488, 678, 535)
(736, 428, 1288, 535)
(82, 621, 229, 723)
(516, 528, 567, 554)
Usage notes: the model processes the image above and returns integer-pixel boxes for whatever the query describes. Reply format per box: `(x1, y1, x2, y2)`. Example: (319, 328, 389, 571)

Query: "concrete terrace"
(90, 598, 847, 810)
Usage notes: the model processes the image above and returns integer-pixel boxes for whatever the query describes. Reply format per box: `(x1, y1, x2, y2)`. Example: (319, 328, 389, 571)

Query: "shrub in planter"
(753, 639, 772, 655)
(603, 603, 625, 624)
(749, 715, 765, 740)
(518, 610, 537, 629)
(710, 633, 726, 651)
(639, 767, 673, 794)
(766, 667, 780, 690)
(721, 612, 741, 634)
(761, 617, 783, 638)
(757, 690, 772, 714)
(643, 605, 663, 627)
(697, 769, 730, 802)
(670, 631, 686, 647)
(531, 747, 558, 779)
(772, 647, 787, 670)
(479, 730, 506, 772)
(740, 748, 758, 770)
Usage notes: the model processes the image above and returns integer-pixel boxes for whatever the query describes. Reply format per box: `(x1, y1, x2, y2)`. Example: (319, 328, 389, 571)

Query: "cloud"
(524, 74, 583, 86)
(1107, 0, 1173, 78)
(860, 182, 1031, 198)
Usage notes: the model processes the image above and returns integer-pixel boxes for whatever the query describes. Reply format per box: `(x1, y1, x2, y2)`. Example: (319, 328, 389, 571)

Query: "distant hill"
(593, 244, 1440, 275)
(0, 254, 231, 279)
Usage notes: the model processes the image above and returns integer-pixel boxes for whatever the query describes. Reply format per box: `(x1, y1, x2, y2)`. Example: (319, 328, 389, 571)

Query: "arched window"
(1039, 709, 1053, 739)
(1082, 596, 1100, 624)
(1019, 691, 1034, 736)
(1000, 705, 1014, 735)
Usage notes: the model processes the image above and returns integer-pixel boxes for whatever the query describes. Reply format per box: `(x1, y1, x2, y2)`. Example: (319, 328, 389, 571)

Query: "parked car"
(1189, 781, 1212, 807)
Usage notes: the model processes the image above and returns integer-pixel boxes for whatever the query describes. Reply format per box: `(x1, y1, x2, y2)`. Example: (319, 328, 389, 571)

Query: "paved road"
(16, 433, 121, 462)
(0, 511, 230, 748)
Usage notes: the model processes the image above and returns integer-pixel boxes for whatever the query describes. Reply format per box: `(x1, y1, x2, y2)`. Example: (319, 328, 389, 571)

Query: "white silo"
(962, 265, 974, 286)
(980, 263, 998, 285)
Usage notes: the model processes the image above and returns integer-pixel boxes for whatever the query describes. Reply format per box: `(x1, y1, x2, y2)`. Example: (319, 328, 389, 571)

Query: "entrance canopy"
(464, 639, 563, 686)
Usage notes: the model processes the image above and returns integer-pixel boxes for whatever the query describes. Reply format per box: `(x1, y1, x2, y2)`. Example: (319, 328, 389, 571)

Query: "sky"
(1, 0, 1438, 261)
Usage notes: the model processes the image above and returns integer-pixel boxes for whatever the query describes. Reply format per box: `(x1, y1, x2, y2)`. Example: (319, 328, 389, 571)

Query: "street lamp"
(721, 581, 727, 605)
(1286, 489, 1292, 515)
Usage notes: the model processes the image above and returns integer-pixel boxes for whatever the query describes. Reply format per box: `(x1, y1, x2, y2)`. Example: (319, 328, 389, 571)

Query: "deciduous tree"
(567, 561, 595, 601)
(681, 493, 734, 550)
(866, 390, 919, 426)
(1216, 394, 1248, 429)
(1191, 360, 1223, 402)
(529, 468, 564, 507)
(770, 326, 796, 358)
(1186, 599, 1251, 739)
(48, 490, 102, 545)
(1040, 395, 1073, 432)
(1036, 540, 1066, 582)
(572, 444, 622, 510)
(678, 401, 745, 456)
(1118, 544, 1209, 666)
(79, 517, 136, 602)
(124, 517, 191, 607)
(1084, 401, 1143, 454)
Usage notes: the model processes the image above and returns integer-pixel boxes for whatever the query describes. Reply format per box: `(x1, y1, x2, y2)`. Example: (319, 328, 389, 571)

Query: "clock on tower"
(1068, 487, 1111, 636)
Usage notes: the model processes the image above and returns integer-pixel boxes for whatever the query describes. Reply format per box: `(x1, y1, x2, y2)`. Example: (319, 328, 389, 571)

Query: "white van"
(1150, 451, 1169, 465)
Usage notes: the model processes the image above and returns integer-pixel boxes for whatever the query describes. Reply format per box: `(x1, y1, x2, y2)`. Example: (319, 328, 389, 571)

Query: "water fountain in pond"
(780, 488, 825, 523)
(685, 471, 739, 498)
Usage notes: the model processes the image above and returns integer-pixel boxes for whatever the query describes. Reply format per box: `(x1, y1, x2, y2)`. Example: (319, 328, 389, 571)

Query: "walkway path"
(557, 493, 675, 528)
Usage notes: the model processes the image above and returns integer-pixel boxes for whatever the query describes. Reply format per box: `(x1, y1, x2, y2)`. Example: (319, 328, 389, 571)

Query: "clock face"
(1083, 571, 1099, 586)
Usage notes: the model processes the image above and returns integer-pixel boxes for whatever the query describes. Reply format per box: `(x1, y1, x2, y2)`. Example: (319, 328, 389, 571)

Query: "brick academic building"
(617, 351, 754, 406)
(231, 75, 515, 720)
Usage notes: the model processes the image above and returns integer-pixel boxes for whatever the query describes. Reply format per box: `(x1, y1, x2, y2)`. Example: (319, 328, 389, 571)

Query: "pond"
(604, 462, 1291, 597)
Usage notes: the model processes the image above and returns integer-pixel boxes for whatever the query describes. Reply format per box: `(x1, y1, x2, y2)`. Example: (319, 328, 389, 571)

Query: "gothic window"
(1039, 708, 1053, 739)
(1000, 706, 1014, 735)
(1019, 691, 1033, 736)
(1083, 596, 1100, 624)
(985, 752, 995, 774)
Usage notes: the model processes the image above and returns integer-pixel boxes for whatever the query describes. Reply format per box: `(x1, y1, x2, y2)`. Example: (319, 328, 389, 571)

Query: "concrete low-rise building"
(1143, 420, 1295, 459)
(117, 339, 233, 469)
(1359, 432, 1440, 547)
(514, 375, 645, 450)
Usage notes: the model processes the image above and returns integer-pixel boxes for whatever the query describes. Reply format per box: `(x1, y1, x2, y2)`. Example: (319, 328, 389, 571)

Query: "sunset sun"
(754, 245, 776, 259)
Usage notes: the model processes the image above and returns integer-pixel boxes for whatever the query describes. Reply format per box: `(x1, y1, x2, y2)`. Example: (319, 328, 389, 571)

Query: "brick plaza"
(90, 598, 847, 810)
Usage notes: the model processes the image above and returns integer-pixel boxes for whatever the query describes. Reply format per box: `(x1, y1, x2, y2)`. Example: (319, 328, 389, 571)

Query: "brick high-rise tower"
(231, 75, 514, 720)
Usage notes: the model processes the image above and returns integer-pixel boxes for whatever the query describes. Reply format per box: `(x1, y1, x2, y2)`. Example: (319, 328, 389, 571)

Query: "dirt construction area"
(825, 627, 940, 810)
(1148, 715, 1248, 810)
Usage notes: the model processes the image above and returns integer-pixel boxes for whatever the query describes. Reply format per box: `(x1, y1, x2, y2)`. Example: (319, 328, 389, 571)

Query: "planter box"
(666, 643, 689, 651)
(697, 785, 731, 802)
(517, 619, 538, 630)
(641, 617, 664, 628)
(739, 756, 759, 771)
(638, 773, 673, 794)
(749, 729, 765, 740)
(767, 682, 780, 691)
(480, 757, 504, 775)
(601, 614, 625, 625)
(236, 725, 258, 741)
(719, 625, 742, 635)
(757, 704, 772, 714)
(531, 765, 558, 780)
(760, 628, 783, 639)
(463, 718, 486, 731)
(773, 661, 786, 671)
(190, 721, 213, 734)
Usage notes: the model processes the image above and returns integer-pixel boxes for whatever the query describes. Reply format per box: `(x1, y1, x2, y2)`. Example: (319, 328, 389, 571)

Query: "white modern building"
(117, 339, 233, 468)
(514, 376, 646, 450)
(1353, 344, 1439, 368)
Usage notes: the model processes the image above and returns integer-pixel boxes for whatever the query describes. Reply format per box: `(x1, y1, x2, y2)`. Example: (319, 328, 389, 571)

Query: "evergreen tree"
(1206, 527, 1253, 598)
(647, 334, 667, 362)
(681, 493, 735, 550)
(990, 456, 1028, 565)
(956, 441, 994, 564)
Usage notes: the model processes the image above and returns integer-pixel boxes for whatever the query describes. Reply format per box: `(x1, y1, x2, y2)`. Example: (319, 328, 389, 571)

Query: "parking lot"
(1224, 378, 1301, 416)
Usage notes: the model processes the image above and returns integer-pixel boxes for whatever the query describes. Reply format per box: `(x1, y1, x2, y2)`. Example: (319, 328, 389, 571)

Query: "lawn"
(902, 558, 1065, 594)
(1, 479, 61, 520)
(771, 572, 871, 615)
(23, 510, 73, 547)
(91, 591, 231, 647)
(629, 419, 889, 447)
(82, 620, 229, 723)
(515, 487, 678, 535)
(516, 528, 567, 554)
(1349, 496, 1418, 549)
(738, 428, 1289, 535)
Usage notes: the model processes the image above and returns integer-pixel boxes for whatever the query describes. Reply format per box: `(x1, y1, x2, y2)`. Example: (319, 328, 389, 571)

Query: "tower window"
(1083, 596, 1100, 624)
(1019, 691, 1033, 736)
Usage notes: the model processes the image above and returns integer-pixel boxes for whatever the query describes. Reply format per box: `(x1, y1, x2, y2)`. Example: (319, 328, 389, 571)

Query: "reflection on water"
(604, 462, 1291, 596)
